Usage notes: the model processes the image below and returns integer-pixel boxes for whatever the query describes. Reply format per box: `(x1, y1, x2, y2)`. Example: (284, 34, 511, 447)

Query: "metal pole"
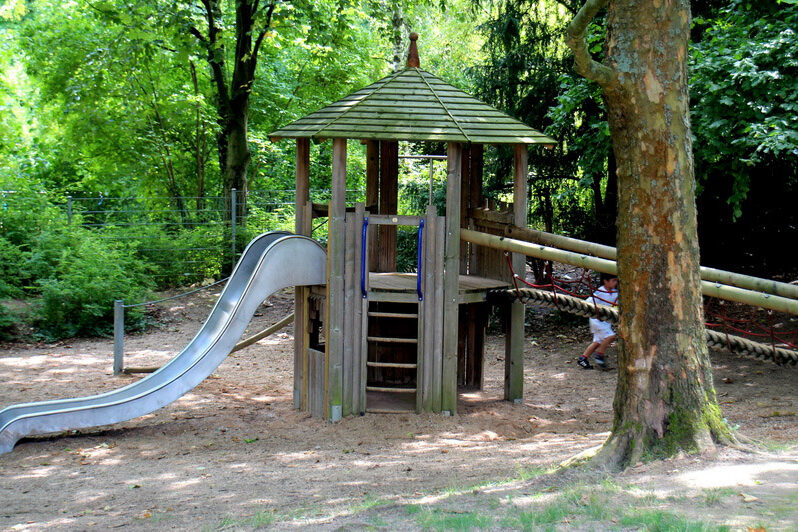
(113, 300, 124, 375)
(230, 188, 237, 271)
(67, 196, 72, 225)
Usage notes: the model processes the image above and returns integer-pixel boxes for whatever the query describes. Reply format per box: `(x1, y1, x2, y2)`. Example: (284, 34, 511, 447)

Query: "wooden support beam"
(378, 140, 398, 272)
(366, 140, 380, 268)
(327, 138, 347, 421)
(468, 144, 484, 276)
(294, 137, 310, 409)
(353, 203, 365, 415)
(460, 145, 472, 274)
(506, 144, 528, 403)
(442, 142, 462, 414)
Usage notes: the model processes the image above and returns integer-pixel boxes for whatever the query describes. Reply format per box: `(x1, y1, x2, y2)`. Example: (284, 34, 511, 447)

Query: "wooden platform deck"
(368, 273, 508, 303)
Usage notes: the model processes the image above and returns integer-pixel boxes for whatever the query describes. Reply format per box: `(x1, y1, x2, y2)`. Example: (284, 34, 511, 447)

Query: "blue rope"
(361, 217, 369, 299)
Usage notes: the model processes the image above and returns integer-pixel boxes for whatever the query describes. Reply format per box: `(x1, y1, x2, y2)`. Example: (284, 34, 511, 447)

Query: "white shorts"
(589, 318, 615, 343)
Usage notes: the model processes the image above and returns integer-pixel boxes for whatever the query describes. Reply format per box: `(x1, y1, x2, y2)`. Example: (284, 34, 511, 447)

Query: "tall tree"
(190, 0, 276, 215)
(566, 0, 734, 469)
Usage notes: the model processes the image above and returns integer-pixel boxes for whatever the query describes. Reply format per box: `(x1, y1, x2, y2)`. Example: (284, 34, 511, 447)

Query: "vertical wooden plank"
(295, 138, 311, 235)
(468, 144, 483, 275)
(366, 140, 380, 268)
(294, 138, 311, 409)
(327, 138, 347, 421)
(378, 140, 398, 272)
(421, 205, 436, 412)
(466, 304, 477, 386)
(442, 142, 462, 414)
(459, 145, 471, 274)
(457, 306, 467, 385)
(352, 203, 365, 415)
(505, 144, 528, 403)
(342, 211, 355, 417)
(432, 219, 445, 412)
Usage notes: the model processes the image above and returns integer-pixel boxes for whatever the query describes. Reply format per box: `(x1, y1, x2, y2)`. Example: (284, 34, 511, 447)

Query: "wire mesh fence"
(3, 189, 365, 289)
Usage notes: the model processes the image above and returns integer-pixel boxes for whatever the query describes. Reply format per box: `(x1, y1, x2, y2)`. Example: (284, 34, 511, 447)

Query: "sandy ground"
(0, 288, 796, 530)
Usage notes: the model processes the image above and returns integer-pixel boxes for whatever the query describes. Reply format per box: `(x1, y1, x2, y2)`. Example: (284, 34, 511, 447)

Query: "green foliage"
(690, 0, 798, 217)
(0, 302, 17, 341)
(35, 231, 151, 340)
(473, 0, 615, 244)
(0, 237, 26, 298)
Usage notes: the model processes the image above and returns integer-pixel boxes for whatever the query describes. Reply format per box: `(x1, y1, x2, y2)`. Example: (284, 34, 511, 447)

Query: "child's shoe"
(577, 356, 593, 369)
(594, 354, 611, 370)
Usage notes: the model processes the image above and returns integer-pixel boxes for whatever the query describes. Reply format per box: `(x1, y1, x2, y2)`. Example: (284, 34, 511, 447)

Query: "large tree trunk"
(566, 0, 734, 470)
(192, 0, 275, 221)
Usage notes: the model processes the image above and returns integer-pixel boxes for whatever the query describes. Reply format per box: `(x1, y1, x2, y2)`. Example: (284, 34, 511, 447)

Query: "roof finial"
(406, 33, 420, 68)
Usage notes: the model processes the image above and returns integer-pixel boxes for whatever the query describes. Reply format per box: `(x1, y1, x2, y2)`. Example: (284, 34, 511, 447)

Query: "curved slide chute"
(0, 232, 326, 455)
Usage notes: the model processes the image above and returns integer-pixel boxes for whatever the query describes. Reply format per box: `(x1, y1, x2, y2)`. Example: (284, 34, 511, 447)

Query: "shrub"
(0, 237, 27, 298)
(0, 303, 17, 341)
(34, 232, 152, 340)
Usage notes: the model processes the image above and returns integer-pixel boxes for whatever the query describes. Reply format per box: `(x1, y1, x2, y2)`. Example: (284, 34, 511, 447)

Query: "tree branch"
(189, 26, 206, 43)
(251, 2, 277, 62)
(565, 0, 615, 87)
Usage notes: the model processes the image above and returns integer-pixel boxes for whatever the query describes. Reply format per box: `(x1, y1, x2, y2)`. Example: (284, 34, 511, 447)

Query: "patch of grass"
(619, 509, 731, 531)
(405, 504, 422, 515)
(349, 494, 389, 514)
(504, 501, 572, 529)
(249, 510, 277, 528)
(413, 508, 493, 531)
(702, 487, 735, 506)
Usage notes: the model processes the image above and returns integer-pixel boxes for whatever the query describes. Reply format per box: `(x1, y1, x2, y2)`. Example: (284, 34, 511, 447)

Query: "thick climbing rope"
(501, 286, 797, 366)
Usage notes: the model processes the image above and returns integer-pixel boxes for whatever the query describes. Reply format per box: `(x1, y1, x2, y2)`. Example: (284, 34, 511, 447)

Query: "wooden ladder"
(365, 301, 420, 413)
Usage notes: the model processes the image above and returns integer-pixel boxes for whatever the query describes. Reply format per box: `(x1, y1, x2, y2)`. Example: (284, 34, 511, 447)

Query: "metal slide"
(0, 232, 326, 455)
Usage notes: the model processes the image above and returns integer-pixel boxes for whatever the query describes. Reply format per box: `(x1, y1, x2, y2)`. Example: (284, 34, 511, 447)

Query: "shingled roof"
(269, 67, 555, 145)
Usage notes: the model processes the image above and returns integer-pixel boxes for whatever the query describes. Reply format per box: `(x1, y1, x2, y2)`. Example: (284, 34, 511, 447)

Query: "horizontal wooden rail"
(368, 214, 424, 226)
(366, 386, 417, 393)
(367, 336, 418, 344)
(460, 229, 798, 316)
(367, 361, 418, 369)
(368, 312, 419, 319)
(471, 220, 798, 301)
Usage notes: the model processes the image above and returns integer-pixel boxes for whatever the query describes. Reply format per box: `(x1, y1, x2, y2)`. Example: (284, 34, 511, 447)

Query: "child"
(578, 273, 618, 370)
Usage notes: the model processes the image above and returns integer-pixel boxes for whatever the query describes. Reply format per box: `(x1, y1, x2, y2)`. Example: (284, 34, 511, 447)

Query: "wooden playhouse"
(270, 35, 554, 420)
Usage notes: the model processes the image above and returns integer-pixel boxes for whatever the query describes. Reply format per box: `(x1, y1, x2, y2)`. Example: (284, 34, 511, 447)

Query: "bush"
(0, 237, 27, 298)
(0, 303, 17, 341)
(34, 232, 152, 340)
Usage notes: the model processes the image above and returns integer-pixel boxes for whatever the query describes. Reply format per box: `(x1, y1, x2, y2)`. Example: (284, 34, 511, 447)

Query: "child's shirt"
(588, 286, 618, 307)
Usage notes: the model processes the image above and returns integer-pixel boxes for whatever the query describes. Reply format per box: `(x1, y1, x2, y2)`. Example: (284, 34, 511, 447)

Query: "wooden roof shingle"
(269, 67, 555, 145)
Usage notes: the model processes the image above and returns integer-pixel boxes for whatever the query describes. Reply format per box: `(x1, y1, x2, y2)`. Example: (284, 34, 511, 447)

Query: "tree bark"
(192, 0, 276, 219)
(566, 0, 735, 470)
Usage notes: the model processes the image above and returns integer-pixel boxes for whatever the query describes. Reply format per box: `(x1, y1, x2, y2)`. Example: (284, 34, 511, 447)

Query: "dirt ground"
(1, 288, 796, 530)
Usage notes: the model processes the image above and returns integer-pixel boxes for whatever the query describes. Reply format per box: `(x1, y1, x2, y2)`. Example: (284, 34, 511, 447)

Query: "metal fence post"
(66, 196, 72, 225)
(230, 188, 237, 270)
(113, 300, 124, 375)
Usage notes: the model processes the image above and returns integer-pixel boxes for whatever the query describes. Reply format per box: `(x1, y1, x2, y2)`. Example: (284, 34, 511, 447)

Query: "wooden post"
(505, 143, 528, 403)
(442, 142, 462, 414)
(366, 140, 380, 268)
(343, 211, 355, 417)
(353, 203, 365, 415)
(468, 144, 484, 275)
(460, 145, 471, 274)
(294, 138, 311, 409)
(327, 138, 347, 421)
(378, 140, 398, 272)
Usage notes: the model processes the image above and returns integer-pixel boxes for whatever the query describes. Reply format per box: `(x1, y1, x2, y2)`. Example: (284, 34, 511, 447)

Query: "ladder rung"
(367, 361, 417, 369)
(368, 312, 418, 319)
(366, 386, 417, 393)
(367, 336, 418, 344)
